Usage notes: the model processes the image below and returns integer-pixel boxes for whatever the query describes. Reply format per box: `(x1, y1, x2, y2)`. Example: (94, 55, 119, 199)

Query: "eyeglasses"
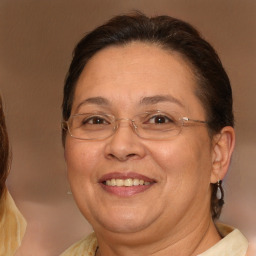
(62, 110, 207, 141)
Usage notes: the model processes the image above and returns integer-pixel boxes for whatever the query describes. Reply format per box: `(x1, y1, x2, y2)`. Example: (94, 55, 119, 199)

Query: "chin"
(98, 219, 150, 234)
(92, 209, 157, 234)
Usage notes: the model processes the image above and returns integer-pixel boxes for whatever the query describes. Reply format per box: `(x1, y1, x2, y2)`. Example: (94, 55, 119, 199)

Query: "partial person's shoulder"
(60, 232, 98, 256)
(0, 190, 27, 256)
(198, 223, 248, 256)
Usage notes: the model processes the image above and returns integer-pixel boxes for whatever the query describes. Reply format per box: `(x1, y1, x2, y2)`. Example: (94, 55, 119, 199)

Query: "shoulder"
(60, 232, 98, 256)
(0, 190, 27, 255)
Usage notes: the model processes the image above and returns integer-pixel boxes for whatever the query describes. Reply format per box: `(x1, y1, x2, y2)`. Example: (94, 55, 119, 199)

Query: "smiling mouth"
(99, 173, 156, 196)
(103, 178, 152, 187)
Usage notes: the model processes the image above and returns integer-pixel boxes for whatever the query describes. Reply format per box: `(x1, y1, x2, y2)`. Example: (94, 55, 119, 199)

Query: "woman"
(0, 95, 26, 255)
(61, 13, 248, 256)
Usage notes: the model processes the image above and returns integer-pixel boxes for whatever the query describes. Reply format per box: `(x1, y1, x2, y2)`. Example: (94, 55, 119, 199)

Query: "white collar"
(198, 223, 248, 256)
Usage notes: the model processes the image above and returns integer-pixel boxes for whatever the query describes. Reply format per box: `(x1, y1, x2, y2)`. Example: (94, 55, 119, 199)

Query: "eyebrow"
(76, 97, 111, 112)
(140, 95, 184, 108)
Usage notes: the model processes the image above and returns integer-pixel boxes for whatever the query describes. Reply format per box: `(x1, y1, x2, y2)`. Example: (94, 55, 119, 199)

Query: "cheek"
(149, 133, 212, 191)
(176, 135, 213, 196)
(64, 138, 102, 181)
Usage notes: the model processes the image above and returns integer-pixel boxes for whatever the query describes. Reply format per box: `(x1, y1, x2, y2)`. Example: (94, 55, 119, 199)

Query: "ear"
(210, 126, 235, 183)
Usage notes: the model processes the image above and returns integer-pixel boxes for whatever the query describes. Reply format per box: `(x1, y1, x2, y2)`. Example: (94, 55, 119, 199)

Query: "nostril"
(127, 153, 136, 158)
(108, 153, 137, 161)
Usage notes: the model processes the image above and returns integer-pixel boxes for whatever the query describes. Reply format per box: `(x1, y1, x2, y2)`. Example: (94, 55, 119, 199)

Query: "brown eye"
(83, 116, 109, 125)
(90, 117, 106, 124)
(147, 115, 173, 124)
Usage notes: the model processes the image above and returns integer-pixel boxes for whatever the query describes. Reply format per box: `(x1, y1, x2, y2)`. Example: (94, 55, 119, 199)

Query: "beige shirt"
(198, 223, 248, 256)
(0, 190, 27, 256)
(60, 223, 248, 256)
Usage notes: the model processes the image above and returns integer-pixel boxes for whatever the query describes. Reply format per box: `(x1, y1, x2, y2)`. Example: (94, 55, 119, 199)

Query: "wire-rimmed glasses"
(62, 110, 208, 141)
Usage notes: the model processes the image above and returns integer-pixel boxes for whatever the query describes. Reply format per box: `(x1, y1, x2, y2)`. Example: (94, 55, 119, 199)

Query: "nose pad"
(105, 118, 145, 161)
(114, 118, 137, 133)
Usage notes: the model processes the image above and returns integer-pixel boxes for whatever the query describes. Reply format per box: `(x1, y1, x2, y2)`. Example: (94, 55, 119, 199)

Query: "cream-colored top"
(60, 223, 248, 256)
(198, 223, 248, 256)
(61, 232, 98, 256)
(0, 190, 27, 256)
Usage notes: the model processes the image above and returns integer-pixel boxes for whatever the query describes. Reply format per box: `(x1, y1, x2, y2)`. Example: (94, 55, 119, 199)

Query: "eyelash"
(146, 114, 174, 124)
(82, 116, 110, 125)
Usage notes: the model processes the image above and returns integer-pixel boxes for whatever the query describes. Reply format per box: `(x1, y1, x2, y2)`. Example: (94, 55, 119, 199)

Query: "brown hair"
(62, 12, 234, 219)
(0, 95, 9, 199)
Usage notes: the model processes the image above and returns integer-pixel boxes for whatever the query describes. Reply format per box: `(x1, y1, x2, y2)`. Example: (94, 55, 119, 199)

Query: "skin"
(65, 42, 235, 256)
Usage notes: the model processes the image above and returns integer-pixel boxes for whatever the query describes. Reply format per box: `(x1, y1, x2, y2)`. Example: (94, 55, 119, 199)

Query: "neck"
(94, 217, 221, 256)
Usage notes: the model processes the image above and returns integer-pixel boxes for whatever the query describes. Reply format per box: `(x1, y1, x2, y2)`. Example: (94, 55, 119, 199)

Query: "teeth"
(110, 179, 116, 186)
(104, 178, 152, 187)
(116, 179, 124, 186)
(124, 178, 133, 186)
(133, 179, 140, 186)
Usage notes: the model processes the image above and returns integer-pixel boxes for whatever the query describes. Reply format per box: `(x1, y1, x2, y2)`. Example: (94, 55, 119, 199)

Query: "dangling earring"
(67, 189, 72, 195)
(216, 180, 224, 207)
(66, 181, 72, 195)
(65, 169, 72, 195)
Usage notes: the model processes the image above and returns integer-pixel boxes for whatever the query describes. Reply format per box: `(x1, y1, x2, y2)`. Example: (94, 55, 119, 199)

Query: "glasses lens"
(68, 113, 114, 140)
(135, 111, 181, 139)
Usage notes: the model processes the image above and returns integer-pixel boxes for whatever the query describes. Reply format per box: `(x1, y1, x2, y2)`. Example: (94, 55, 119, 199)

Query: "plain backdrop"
(0, 1, 255, 255)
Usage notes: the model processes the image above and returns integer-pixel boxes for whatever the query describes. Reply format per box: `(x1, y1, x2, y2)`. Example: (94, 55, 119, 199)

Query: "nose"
(104, 119, 146, 161)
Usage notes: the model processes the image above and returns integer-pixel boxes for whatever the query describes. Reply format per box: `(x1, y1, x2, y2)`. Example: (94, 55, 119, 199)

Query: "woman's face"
(65, 42, 215, 237)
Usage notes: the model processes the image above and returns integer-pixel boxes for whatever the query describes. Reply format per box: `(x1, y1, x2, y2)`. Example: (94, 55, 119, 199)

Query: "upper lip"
(99, 172, 156, 183)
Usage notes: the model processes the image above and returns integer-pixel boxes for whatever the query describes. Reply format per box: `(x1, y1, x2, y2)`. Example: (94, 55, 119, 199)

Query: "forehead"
(73, 42, 203, 115)
(77, 41, 196, 87)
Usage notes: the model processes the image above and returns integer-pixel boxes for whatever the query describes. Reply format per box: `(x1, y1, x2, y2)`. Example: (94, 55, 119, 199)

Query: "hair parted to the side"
(0, 95, 9, 200)
(62, 12, 234, 219)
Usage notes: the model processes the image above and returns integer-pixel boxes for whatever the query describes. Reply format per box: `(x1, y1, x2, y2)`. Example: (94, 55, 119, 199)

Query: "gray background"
(0, 0, 255, 255)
